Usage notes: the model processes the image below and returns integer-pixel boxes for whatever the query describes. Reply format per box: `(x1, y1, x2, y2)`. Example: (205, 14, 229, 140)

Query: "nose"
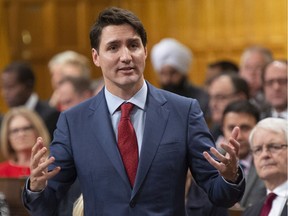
(259, 147, 273, 158)
(271, 81, 281, 89)
(120, 47, 132, 63)
(237, 130, 244, 141)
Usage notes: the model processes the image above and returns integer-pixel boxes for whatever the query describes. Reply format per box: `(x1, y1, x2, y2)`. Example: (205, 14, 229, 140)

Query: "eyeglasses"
(251, 143, 288, 156)
(264, 78, 287, 87)
(9, 125, 34, 136)
(209, 93, 236, 101)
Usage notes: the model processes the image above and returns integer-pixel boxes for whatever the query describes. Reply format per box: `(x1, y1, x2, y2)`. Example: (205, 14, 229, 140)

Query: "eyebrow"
(106, 37, 141, 46)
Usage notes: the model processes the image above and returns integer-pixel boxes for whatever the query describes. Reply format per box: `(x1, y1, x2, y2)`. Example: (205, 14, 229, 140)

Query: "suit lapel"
(132, 84, 169, 198)
(88, 91, 130, 188)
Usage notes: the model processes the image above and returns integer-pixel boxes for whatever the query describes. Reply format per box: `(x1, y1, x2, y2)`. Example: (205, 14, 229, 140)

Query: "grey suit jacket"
(240, 161, 266, 208)
(23, 82, 245, 216)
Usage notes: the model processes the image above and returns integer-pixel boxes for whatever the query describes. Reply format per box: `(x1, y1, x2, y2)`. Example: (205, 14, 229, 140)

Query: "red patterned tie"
(118, 102, 139, 187)
(260, 192, 277, 216)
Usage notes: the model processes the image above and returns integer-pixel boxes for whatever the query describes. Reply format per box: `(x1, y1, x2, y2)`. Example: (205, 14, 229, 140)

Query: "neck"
(265, 177, 287, 191)
(274, 105, 287, 113)
(106, 79, 144, 100)
(13, 151, 31, 167)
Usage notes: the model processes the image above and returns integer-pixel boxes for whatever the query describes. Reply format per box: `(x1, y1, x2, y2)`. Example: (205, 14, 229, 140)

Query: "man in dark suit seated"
(243, 117, 287, 216)
(222, 100, 266, 209)
(1, 61, 60, 138)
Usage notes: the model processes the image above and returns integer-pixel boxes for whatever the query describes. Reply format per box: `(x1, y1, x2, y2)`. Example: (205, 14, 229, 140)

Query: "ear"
(92, 48, 100, 67)
(144, 46, 148, 60)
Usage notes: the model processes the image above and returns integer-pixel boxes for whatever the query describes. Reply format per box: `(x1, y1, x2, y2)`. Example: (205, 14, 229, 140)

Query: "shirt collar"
(105, 82, 147, 115)
(240, 153, 252, 168)
(268, 180, 288, 198)
(25, 93, 38, 110)
(271, 107, 288, 119)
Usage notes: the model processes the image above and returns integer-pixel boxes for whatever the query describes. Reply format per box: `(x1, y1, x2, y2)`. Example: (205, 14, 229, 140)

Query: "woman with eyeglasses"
(0, 107, 50, 178)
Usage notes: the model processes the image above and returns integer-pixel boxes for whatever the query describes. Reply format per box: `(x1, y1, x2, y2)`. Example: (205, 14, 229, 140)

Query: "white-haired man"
(243, 117, 287, 216)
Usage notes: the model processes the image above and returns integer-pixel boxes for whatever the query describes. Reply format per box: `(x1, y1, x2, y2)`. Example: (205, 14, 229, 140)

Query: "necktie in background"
(118, 102, 139, 187)
(260, 192, 277, 216)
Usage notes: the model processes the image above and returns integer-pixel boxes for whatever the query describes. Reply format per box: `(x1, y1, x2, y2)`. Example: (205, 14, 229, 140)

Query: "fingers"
(29, 137, 61, 192)
(203, 149, 222, 170)
(231, 126, 239, 140)
(31, 137, 44, 160)
(31, 146, 47, 170)
(30, 165, 61, 192)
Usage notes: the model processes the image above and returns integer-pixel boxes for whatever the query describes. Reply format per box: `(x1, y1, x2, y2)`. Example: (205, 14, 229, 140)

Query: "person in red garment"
(0, 107, 50, 178)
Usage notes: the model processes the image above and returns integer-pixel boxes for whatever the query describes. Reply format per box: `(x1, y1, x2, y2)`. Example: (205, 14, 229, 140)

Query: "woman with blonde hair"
(0, 107, 50, 178)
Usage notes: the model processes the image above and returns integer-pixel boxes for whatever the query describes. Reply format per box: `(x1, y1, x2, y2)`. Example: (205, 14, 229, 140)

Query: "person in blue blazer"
(22, 7, 245, 216)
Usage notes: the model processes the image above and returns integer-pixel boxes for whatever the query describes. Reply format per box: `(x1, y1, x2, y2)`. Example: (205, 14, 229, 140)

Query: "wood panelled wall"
(1, 0, 286, 113)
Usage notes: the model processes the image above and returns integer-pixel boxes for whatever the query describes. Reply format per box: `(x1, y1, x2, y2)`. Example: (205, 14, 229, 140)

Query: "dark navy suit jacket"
(23, 82, 245, 216)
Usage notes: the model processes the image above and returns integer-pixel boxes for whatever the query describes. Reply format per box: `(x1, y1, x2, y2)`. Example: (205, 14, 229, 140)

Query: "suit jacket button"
(130, 200, 136, 208)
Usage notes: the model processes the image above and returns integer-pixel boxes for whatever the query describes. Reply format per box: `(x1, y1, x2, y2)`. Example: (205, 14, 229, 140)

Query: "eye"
(131, 43, 139, 48)
(252, 146, 262, 155)
(240, 125, 252, 133)
(227, 126, 234, 132)
(106, 42, 119, 52)
(129, 40, 141, 50)
(107, 45, 117, 51)
(269, 143, 282, 150)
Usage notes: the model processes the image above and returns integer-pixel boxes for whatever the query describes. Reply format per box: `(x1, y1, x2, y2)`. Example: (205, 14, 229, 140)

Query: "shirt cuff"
(25, 178, 44, 202)
(222, 166, 244, 185)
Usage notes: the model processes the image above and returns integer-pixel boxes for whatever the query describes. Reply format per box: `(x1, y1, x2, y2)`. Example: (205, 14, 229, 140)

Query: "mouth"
(261, 163, 276, 169)
(118, 66, 134, 72)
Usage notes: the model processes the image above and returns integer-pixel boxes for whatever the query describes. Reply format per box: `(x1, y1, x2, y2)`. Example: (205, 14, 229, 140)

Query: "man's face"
(263, 62, 287, 112)
(208, 76, 237, 123)
(252, 128, 287, 185)
(91, 24, 147, 97)
(1, 72, 30, 107)
(57, 82, 86, 111)
(240, 52, 266, 97)
(158, 65, 184, 86)
(222, 112, 257, 159)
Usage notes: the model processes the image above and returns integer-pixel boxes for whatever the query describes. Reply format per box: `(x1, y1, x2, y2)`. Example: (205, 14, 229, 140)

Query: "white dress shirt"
(268, 180, 288, 216)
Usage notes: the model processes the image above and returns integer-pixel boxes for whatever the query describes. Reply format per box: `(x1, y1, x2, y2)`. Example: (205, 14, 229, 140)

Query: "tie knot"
(120, 102, 134, 118)
(265, 193, 277, 204)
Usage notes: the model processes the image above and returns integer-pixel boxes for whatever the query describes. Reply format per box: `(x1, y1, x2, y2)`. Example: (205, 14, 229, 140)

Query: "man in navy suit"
(22, 7, 245, 216)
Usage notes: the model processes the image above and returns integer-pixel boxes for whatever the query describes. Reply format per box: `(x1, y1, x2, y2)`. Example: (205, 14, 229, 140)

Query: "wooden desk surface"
(229, 207, 244, 216)
(0, 178, 29, 216)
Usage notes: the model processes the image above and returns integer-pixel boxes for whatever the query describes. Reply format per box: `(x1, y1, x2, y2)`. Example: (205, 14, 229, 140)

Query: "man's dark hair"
(89, 7, 147, 51)
(208, 60, 239, 74)
(209, 73, 250, 99)
(222, 100, 260, 123)
(2, 61, 35, 90)
(261, 59, 288, 83)
(229, 74, 250, 99)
